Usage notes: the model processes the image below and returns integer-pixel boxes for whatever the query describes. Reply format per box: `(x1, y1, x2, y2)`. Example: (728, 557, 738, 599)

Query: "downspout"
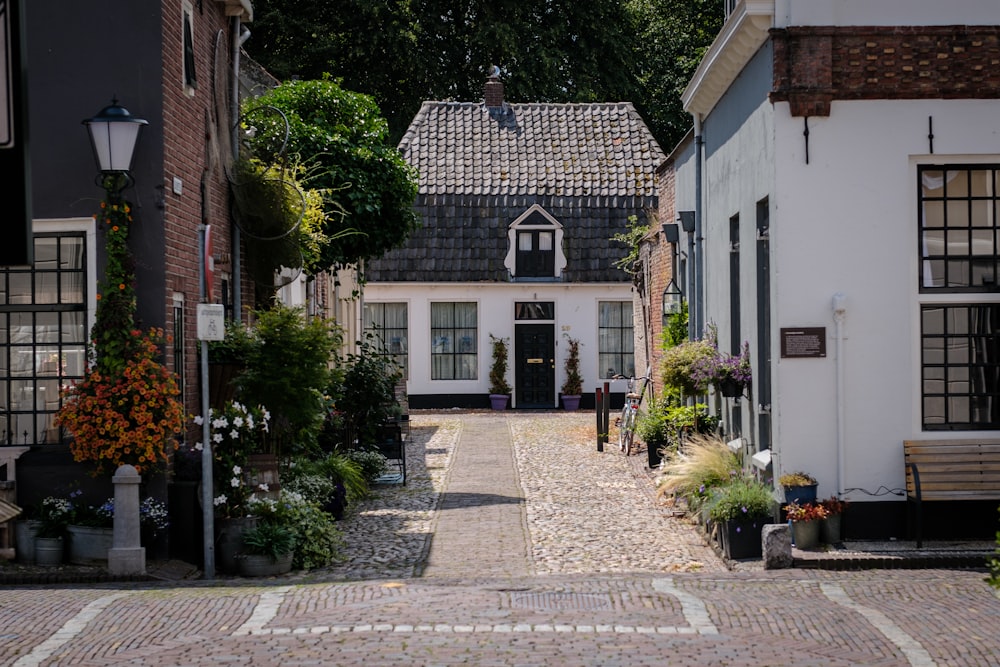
(694, 115, 705, 339)
(231, 19, 251, 320)
(832, 293, 847, 498)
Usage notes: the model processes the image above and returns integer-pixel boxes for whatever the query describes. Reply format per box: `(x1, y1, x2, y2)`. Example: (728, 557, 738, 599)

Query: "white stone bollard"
(762, 523, 793, 570)
(108, 464, 146, 575)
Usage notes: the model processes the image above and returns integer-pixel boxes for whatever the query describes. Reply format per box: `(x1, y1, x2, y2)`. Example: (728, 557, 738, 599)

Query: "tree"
(627, 0, 725, 150)
(241, 79, 420, 270)
(247, 0, 641, 145)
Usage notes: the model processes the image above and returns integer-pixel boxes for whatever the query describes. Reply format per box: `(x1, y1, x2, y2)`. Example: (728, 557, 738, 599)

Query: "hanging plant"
(55, 197, 185, 475)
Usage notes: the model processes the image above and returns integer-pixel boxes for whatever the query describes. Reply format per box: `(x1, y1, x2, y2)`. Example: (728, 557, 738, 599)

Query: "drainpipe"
(694, 115, 705, 339)
(231, 19, 251, 320)
(832, 293, 847, 498)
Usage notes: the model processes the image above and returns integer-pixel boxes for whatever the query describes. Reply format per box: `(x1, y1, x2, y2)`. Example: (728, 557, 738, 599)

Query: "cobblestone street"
(3, 412, 999, 666)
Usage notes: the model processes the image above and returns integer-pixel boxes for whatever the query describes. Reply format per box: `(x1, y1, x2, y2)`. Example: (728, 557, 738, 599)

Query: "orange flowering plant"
(54, 195, 185, 475)
(56, 328, 185, 475)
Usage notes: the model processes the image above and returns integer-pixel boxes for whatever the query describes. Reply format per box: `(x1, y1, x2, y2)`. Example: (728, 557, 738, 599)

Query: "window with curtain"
(599, 301, 634, 379)
(918, 164, 1000, 430)
(363, 302, 409, 379)
(0, 233, 88, 445)
(431, 302, 477, 380)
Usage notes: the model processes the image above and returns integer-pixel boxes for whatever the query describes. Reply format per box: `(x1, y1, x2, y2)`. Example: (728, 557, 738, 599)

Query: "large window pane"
(0, 232, 88, 446)
(363, 302, 408, 379)
(599, 301, 634, 379)
(430, 302, 477, 381)
(920, 165, 1000, 292)
(921, 304, 1000, 429)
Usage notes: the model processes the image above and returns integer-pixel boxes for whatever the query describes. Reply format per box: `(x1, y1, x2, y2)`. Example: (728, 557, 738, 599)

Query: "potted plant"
(707, 476, 775, 560)
(237, 522, 296, 576)
(488, 334, 511, 410)
(819, 496, 848, 544)
(707, 342, 752, 398)
(779, 471, 819, 505)
(560, 335, 583, 410)
(33, 496, 73, 566)
(783, 501, 828, 550)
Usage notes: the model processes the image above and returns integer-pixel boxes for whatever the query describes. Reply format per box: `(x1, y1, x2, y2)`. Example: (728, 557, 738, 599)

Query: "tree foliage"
(246, 0, 719, 150)
(240, 79, 419, 269)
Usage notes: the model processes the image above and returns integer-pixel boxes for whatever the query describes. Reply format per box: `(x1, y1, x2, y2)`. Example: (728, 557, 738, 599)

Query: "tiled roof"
(365, 194, 650, 283)
(398, 101, 665, 198)
(366, 99, 664, 284)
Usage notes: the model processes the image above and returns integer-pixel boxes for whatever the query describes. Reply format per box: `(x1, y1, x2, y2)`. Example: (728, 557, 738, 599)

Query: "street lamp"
(83, 98, 147, 197)
(662, 279, 683, 323)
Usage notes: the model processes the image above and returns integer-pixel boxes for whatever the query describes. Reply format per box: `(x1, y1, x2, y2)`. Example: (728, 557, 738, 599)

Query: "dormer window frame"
(504, 204, 567, 280)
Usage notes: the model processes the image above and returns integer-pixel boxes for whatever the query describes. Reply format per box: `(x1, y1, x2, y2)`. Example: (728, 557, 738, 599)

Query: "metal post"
(595, 387, 604, 451)
(601, 382, 611, 452)
(198, 224, 215, 579)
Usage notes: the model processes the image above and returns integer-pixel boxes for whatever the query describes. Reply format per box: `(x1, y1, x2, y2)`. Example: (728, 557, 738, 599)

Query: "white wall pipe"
(832, 292, 847, 498)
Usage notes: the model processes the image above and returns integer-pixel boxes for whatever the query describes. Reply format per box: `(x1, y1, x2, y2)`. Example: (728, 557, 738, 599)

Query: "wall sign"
(780, 327, 826, 358)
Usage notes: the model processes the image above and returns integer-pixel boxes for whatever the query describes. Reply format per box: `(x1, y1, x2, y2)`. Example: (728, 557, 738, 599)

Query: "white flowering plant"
(192, 400, 271, 518)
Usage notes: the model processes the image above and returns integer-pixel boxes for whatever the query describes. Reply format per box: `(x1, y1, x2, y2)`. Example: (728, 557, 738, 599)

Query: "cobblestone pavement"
(3, 412, 1000, 666)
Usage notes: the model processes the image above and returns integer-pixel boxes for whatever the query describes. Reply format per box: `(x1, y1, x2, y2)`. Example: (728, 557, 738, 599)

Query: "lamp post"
(83, 98, 147, 198)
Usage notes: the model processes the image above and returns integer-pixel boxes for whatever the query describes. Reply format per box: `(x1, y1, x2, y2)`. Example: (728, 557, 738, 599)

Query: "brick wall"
(771, 25, 1000, 116)
(161, 1, 247, 421)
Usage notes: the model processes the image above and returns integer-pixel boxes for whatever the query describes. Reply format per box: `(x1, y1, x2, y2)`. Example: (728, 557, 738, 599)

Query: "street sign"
(196, 303, 225, 341)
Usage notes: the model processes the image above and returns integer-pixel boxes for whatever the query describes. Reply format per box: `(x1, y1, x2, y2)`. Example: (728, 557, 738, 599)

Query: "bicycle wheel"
(618, 408, 632, 454)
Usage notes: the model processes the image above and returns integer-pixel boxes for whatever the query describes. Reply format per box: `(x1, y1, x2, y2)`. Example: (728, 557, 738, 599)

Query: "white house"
(670, 0, 1000, 539)
(363, 74, 665, 409)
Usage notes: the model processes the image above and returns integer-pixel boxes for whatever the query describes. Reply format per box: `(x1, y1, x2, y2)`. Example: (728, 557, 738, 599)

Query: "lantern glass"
(83, 101, 148, 174)
(662, 279, 683, 317)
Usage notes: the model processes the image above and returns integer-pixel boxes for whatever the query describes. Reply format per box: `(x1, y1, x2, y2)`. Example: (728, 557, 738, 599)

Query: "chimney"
(485, 65, 503, 108)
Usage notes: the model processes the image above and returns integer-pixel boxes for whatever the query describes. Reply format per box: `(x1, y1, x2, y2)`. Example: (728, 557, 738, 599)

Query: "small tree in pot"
(560, 335, 583, 410)
(488, 334, 511, 410)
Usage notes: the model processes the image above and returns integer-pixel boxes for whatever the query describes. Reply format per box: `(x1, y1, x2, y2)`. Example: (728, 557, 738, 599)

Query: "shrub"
(345, 449, 389, 486)
(329, 335, 402, 449)
(250, 492, 344, 570)
(659, 338, 718, 395)
(236, 304, 341, 455)
(241, 522, 297, 561)
(561, 335, 583, 395)
(656, 433, 740, 508)
(488, 334, 511, 395)
(707, 477, 775, 522)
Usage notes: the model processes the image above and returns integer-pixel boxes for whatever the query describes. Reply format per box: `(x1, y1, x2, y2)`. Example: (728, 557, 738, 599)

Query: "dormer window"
(504, 204, 567, 280)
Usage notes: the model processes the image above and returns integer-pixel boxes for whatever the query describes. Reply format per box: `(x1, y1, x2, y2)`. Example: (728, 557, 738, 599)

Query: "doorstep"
(791, 539, 996, 570)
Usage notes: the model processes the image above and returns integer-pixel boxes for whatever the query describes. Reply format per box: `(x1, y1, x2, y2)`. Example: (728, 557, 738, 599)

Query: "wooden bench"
(903, 439, 1000, 547)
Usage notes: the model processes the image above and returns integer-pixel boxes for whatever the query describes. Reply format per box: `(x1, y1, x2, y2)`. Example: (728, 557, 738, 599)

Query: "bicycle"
(613, 371, 653, 456)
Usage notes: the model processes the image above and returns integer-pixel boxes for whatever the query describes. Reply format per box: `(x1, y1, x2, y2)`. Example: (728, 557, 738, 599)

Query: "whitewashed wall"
(363, 282, 635, 407)
(688, 91, 1000, 502)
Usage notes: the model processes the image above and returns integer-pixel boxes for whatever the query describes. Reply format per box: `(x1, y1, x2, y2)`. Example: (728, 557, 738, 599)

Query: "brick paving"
(2, 411, 1000, 666)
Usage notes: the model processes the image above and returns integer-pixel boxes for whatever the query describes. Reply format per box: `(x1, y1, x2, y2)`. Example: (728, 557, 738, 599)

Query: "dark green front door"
(515, 324, 555, 408)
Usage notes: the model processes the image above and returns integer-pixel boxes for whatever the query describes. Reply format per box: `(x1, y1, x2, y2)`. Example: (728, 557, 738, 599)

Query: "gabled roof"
(398, 101, 664, 198)
(366, 97, 664, 284)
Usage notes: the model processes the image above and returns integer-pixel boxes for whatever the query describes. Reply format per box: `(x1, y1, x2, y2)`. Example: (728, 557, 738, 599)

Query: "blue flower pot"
(783, 484, 817, 505)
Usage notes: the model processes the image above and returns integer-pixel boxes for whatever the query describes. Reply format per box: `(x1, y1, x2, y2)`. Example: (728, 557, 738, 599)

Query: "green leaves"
(242, 79, 419, 270)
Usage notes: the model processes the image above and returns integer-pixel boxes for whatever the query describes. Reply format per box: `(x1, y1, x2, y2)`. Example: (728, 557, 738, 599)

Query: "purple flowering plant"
(689, 341, 752, 393)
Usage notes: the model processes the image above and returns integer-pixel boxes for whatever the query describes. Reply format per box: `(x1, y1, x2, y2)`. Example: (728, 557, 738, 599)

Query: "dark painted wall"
(26, 0, 165, 329)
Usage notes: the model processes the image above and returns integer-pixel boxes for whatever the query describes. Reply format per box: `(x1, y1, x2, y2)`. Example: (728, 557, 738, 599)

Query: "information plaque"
(780, 327, 826, 358)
